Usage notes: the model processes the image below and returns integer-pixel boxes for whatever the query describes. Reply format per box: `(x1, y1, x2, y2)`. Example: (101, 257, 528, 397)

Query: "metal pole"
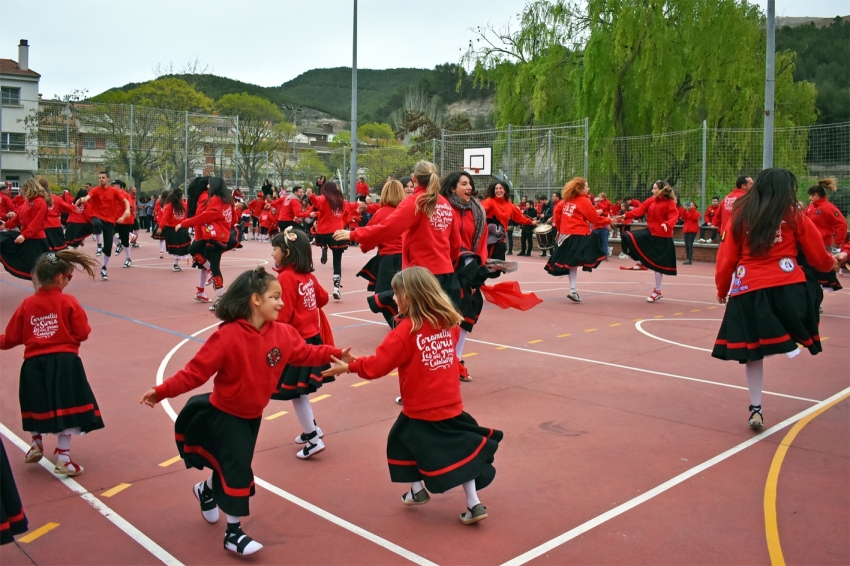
(432, 138, 436, 163)
(265, 150, 269, 184)
(342, 145, 347, 188)
(65, 101, 70, 187)
(701, 120, 707, 211)
(349, 0, 358, 201)
(129, 104, 134, 186)
(440, 130, 445, 173)
(763, 0, 775, 169)
(547, 129, 552, 190)
(184, 111, 189, 189)
(506, 124, 512, 182)
(583, 117, 589, 180)
(234, 115, 239, 189)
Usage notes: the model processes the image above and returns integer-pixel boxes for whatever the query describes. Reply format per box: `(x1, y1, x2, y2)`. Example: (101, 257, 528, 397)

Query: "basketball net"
(463, 166, 481, 175)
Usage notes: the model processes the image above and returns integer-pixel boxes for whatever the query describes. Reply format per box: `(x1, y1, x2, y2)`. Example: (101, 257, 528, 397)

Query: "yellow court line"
(609, 323, 621, 327)
(101, 483, 132, 498)
(584, 328, 597, 333)
(496, 346, 508, 350)
(691, 309, 701, 312)
(527, 339, 543, 344)
(310, 394, 331, 403)
(158, 455, 182, 467)
(764, 391, 850, 565)
(351, 381, 370, 387)
(462, 352, 478, 358)
(708, 306, 716, 309)
(821, 337, 829, 341)
(390, 371, 399, 376)
(19, 522, 59, 543)
(653, 315, 665, 318)
(674, 312, 683, 315)
(557, 333, 571, 338)
(265, 411, 288, 420)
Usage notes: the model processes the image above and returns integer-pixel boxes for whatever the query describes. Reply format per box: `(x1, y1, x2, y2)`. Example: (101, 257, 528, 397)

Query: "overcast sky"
(3, 0, 847, 100)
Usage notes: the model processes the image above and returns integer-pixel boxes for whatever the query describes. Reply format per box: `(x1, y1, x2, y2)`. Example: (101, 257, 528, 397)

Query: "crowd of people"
(0, 163, 848, 554)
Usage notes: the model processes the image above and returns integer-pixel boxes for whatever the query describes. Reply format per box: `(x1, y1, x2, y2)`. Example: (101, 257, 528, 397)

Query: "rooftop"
(0, 58, 40, 78)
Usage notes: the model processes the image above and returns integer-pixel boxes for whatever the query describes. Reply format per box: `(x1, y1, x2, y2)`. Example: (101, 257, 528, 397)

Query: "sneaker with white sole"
(95, 246, 103, 256)
(100, 266, 108, 280)
(401, 487, 430, 506)
(698, 238, 706, 243)
(566, 291, 581, 302)
(114, 243, 123, 255)
(193, 481, 219, 523)
(459, 503, 488, 525)
(223, 523, 262, 555)
(647, 290, 662, 303)
(748, 405, 763, 429)
(123, 258, 132, 268)
(333, 286, 341, 300)
(296, 438, 325, 459)
(395, 397, 403, 405)
(618, 253, 628, 259)
(172, 264, 182, 272)
(295, 426, 323, 444)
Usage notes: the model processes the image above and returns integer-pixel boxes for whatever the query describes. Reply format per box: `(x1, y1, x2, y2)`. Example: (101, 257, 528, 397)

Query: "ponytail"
(808, 178, 837, 199)
(412, 160, 440, 217)
(33, 249, 99, 286)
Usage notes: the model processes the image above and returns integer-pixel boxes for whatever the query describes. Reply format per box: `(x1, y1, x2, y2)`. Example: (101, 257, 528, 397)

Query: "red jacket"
(45, 199, 75, 229)
(704, 204, 720, 225)
(557, 196, 611, 236)
(348, 318, 462, 421)
(308, 194, 360, 234)
(259, 210, 276, 229)
(355, 181, 370, 197)
(248, 197, 265, 218)
(625, 197, 680, 238)
(160, 203, 186, 228)
(351, 187, 460, 275)
(153, 200, 164, 225)
(274, 195, 310, 222)
(5, 196, 48, 239)
(276, 266, 329, 340)
(87, 185, 128, 223)
(805, 199, 847, 249)
(154, 319, 342, 419)
(119, 193, 136, 225)
(481, 197, 533, 231)
(0, 287, 90, 359)
(682, 207, 701, 233)
(67, 201, 92, 225)
(0, 193, 16, 218)
(716, 211, 835, 298)
(181, 196, 232, 243)
(714, 188, 746, 232)
(449, 203, 488, 261)
(365, 204, 402, 256)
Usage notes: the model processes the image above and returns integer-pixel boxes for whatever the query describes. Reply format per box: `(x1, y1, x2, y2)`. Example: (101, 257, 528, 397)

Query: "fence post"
(234, 115, 239, 190)
(440, 130, 445, 173)
(343, 145, 347, 188)
(129, 104, 134, 186)
(583, 117, 589, 181)
(184, 111, 189, 190)
(547, 129, 552, 190)
(506, 124, 512, 181)
(265, 150, 269, 183)
(432, 138, 436, 164)
(65, 101, 70, 188)
(701, 120, 707, 212)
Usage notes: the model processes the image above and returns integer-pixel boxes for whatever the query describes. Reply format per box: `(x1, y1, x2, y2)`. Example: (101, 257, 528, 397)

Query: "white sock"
(745, 359, 764, 407)
(203, 260, 211, 270)
(173, 256, 179, 266)
(411, 481, 424, 494)
(291, 395, 317, 434)
(456, 329, 467, 358)
(124, 247, 131, 259)
(226, 514, 240, 525)
(654, 271, 663, 290)
(206, 476, 213, 490)
(569, 267, 578, 291)
(56, 433, 71, 461)
(198, 269, 208, 289)
(462, 480, 480, 508)
(103, 255, 110, 268)
(159, 240, 165, 252)
(96, 233, 103, 246)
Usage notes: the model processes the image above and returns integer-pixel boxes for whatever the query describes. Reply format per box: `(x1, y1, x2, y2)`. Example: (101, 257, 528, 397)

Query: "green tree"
(293, 150, 331, 184)
(357, 122, 396, 146)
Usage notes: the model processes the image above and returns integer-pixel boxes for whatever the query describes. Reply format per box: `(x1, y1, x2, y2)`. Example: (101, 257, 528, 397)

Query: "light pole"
(763, 0, 775, 169)
(349, 0, 358, 201)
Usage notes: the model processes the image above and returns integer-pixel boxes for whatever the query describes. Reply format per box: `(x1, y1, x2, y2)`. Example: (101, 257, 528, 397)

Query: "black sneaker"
(193, 481, 219, 523)
(223, 523, 262, 555)
(401, 487, 430, 506)
(748, 405, 764, 429)
(123, 258, 132, 268)
(320, 246, 328, 265)
(115, 243, 123, 255)
(100, 267, 108, 281)
(95, 246, 103, 257)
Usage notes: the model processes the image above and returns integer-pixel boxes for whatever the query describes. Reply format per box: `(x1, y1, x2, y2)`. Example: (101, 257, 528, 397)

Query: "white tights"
(569, 267, 578, 291)
(291, 395, 317, 434)
(745, 359, 764, 406)
(654, 271, 663, 290)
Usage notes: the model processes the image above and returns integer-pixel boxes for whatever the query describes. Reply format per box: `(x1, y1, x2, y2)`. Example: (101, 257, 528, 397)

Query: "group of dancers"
(1, 161, 847, 554)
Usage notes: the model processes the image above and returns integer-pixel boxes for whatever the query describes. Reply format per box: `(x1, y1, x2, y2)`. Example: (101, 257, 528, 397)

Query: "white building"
(0, 40, 39, 188)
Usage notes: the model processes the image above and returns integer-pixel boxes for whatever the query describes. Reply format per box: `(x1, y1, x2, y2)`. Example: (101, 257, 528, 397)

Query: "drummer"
(518, 202, 539, 256)
(481, 181, 536, 260)
(544, 177, 612, 303)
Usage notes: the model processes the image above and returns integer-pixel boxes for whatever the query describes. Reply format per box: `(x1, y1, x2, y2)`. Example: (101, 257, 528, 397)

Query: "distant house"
(300, 123, 337, 147)
(0, 40, 39, 187)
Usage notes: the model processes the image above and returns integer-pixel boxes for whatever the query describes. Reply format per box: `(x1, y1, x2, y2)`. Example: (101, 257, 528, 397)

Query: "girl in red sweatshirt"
(307, 182, 360, 299)
(480, 181, 534, 260)
(64, 189, 94, 248)
(159, 189, 191, 272)
(0, 180, 51, 280)
(712, 168, 838, 430)
(681, 202, 701, 265)
(616, 181, 681, 302)
(141, 267, 351, 555)
(323, 267, 502, 525)
(269, 228, 335, 459)
(0, 250, 102, 475)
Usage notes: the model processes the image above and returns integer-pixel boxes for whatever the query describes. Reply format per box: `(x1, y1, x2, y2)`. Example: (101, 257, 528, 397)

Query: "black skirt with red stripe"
(456, 254, 497, 333)
(387, 411, 502, 494)
(175, 393, 259, 517)
(44, 227, 67, 251)
(19, 353, 104, 434)
(356, 254, 381, 291)
(270, 334, 334, 401)
(545, 233, 606, 275)
(314, 232, 349, 250)
(64, 222, 93, 247)
(0, 439, 28, 545)
(621, 229, 677, 276)
(711, 282, 822, 363)
(150, 222, 166, 240)
(0, 231, 49, 280)
(163, 226, 192, 256)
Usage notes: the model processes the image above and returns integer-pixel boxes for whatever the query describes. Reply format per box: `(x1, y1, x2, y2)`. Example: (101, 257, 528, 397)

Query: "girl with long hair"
(616, 180, 680, 302)
(323, 267, 502, 525)
(64, 188, 94, 248)
(159, 188, 191, 271)
(38, 178, 72, 252)
(0, 180, 52, 280)
(306, 181, 360, 299)
(712, 168, 838, 429)
(151, 190, 168, 258)
(480, 181, 534, 260)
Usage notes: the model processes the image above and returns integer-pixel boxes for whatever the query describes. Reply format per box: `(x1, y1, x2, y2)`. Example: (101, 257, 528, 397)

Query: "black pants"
(188, 240, 224, 278)
(506, 228, 515, 253)
(94, 218, 114, 255)
(114, 223, 131, 247)
(684, 232, 696, 262)
(138, 216, 150, 230)
(520, 229, 534, 254)
(699, 225, 716, 241)
(332, 248, 343, 278)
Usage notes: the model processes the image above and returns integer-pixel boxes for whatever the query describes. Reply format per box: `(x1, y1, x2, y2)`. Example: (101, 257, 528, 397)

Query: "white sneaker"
(296, 438, 325, 459)
(223, 524, 262, 555)
(100, 266, 108, 280)
(193, 481, 219, 524)
(332, 286, 341, 300)
(698, 238, 706, 243)
(618, 253, 628, 259)
(566, 291, 581, 303)
(294, 427, 323, 444)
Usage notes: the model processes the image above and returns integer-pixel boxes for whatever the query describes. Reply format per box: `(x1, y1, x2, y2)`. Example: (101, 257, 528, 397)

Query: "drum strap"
(557, 234, 570, 247)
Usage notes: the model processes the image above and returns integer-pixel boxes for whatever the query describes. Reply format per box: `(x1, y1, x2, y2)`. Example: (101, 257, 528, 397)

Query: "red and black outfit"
(273, 194, 311, 232)
(0, 196, 50, 280)
(270, 266, 334, 400)
(621, 196, 680, 275)
(480, 196, 533, 260)
(545, 196, 611, 274)
(0, 287, 105, 436)
(160, 203, 191, 256)
(155, 319, 341, 516)
(681, 205, 701, 263)
(447, 196, 492, 332)
(114, 192, 136, 249)
(45, 199, 74, 251)
(87, 185, 128, 255)
(347, 318, 501, 494)
(805, 198, 847, 250)
(701, 203, 720, 241)
(712, 211, 835, 362)
(182, 195, 232, 290)
(355, 203, 403, 328)
(713, 188, 746, 234)
(0, 439, 28, 544)
(150, 199, 165, 241)
(308, 193, 360, 285)
(248, 196, 265, 230)
(64, 200, 93, 247)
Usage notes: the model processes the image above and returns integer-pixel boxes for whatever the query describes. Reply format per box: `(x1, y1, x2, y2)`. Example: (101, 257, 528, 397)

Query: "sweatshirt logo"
(267, 348, 282, 367)
(415, 329, 454, 370)
(564, 203, 576, 217)
(298, 280, 317, 310)
(778, 258, 795, 273)
(30, 313, 59, 339)
(430, 203, 453, 231)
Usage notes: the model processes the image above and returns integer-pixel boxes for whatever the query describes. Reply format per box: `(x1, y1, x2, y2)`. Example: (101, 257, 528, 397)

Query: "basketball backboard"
(462, 147, 492, 176)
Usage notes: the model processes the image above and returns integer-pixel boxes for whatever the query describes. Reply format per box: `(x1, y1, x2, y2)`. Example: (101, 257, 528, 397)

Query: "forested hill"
(101, 65, 493, 123)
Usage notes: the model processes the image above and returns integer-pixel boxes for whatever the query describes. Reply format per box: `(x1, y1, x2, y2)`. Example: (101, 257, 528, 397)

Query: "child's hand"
(140, 388, 159, 407)
(339, 347, 356, 364)
(322, 356, 350, 377)
(333, 229, 351, 241)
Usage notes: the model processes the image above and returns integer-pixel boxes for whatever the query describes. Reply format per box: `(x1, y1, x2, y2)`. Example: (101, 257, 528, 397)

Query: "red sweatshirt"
(716, 211, 835, 298)
(805, 198, 847, 249)
(348, 318, 462, 421)
(625, 197, 680, 237)
(714, 188, 746, 232)
(704, 204, 720, 225)
(355, 181, 370, 198)
(45, 199, 75, 229)
(0, 193, 16, 218)
(119, 194, 136, 225)
(67, 201, 92, 225)
(480, 196, 533, 231)
(350, 187, 460, 275)
(181, 196, 232, 243)
(259, 210, 276, 230)
(4, 196, 48, 239)
(276, 266, 329, 340)
(153, 200, 163, 225)
(682, 207, 701, 233)
(154, 319, 342, 419)
(248, 197, 265, 218)
(557, 196, 611, 236)
(364, 204, 402, 256)
(0, 287, 90, 359)
(87, 185, 128, 223)
(307, 194, 360, 233)
(160, 203, 186, 228)
(450, 204, 488, 261)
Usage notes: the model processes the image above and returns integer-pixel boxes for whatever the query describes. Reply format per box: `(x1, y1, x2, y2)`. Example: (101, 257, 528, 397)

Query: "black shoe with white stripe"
(193, 481, 219, 523)
(224, 523, 263, 555)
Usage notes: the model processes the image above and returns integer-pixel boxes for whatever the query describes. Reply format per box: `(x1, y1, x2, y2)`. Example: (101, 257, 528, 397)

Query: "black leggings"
(684, 232, 696, 262)
(506, 227, 515, 253)
(331, 248, 343, 277)
(521, 229, 534, 254)
(188, 240, 224, 278)
(95, 219, 114, 255)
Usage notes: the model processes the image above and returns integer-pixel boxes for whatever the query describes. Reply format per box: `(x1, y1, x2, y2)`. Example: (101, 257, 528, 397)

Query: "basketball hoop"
(463, 166, 481, 175)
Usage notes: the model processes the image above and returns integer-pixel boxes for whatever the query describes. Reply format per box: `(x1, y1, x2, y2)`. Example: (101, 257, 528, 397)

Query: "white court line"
(635, 318, 717, 353)
(822, 313, 850, 319)
(330, 313, 819, 403)
(156, 325, 436, 566)
(500, 385, 850, 566)
(0, 423, 182, 566)
(583, 288, 723, 306)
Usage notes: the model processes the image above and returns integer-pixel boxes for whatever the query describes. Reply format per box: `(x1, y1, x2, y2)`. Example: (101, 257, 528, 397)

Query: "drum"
(534, 224, 555, 250)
